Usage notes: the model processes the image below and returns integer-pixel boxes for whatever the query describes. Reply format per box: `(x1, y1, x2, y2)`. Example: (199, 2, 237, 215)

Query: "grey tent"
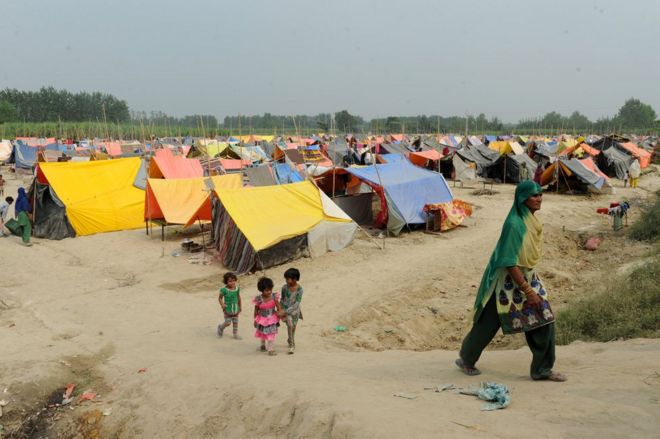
(598, 147, 634, 179)
(380, 142, 411, 155)
(481, 153, 537, 183)
(456, 144, 500, 174)
(245, 165, 277, 186)
(326, 139, 349, 164)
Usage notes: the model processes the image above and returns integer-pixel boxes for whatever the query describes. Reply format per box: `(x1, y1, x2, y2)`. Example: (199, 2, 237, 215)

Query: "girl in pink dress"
(253, 277, 283, 356)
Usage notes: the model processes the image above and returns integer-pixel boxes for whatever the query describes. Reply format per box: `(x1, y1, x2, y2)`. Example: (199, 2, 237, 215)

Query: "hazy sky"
(2, 0, 659, 122)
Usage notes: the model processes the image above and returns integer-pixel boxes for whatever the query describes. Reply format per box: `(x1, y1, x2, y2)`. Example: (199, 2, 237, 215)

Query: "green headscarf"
(472, 180, 543, 321)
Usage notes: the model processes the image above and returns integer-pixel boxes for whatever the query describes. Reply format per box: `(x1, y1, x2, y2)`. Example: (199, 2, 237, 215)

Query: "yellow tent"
(215, 181, 353, 251)
(145, 174, 242, 226)
(488, 141, 510, 154)
(489, 141, 524, 155)
(38, 158, 144, 236)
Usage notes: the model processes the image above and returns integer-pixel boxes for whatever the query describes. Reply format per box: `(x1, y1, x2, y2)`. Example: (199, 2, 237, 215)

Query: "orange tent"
(220, 159, 251, 170)
(579, 157, 608, 180)
(148, 148, 203, 178)
(409, 149, 444, 167)
(145, 174, 242, 226)
(618, 142, 651, 168)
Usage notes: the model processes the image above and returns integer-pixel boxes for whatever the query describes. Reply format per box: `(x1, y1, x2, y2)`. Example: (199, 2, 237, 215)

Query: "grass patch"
(628, 190, 660, 242)
(556, 254, 660, 344)
(557, 191, 660, 344)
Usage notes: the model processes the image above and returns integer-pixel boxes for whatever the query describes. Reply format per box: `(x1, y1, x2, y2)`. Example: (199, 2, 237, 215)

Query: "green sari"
(473, 181, 554, 334)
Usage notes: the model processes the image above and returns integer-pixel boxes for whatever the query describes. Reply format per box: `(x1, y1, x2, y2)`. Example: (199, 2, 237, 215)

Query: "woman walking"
(456, 181, 566, 381)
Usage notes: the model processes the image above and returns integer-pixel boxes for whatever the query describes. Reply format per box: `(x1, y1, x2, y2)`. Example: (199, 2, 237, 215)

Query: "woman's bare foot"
(547, 371, 567, 382)
(455, 358, 481, 376)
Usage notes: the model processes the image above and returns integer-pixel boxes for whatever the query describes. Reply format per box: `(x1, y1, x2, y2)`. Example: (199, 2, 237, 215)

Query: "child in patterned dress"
(253, 277, 283, 356)
(280, 268, 303, 355)
(218, 272, 242, 339)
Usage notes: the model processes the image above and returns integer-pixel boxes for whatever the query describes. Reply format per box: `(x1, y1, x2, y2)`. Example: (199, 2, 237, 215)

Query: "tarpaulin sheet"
(231, 145, 269, 162)
(189, 140, 235, 158)
(579, 157, 608, 180)
(146, 174, 242, 225)
(599, 146, 634, 179)
(333, 193, 373, 225)
(409, 149, 443, 167)
(453, 155, 476, 182)
(346, 160, 453, 229)
(618, 142, 651, 168)
(560, 158, 606, 190)
(0, 140, 13, 162)
(214, 180, 353, 251)
(245, 165, 277, 186)
(220, 159, 250, 170)
(274, 163, 304, 183)
(13, 141, 38, 169)
(38, 158, 145, 235)
(380, 154, 406, 163)
(149, 148, 203, 179)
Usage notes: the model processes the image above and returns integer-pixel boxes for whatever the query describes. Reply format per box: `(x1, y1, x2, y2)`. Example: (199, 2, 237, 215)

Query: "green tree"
(0, 100, 17, 123)
(616, 98, 657, 129)
(334, 110, 360, 133)
(541, 111, 565, 129)
(567, 111, 591, 130)
(385, 116, 401, 133)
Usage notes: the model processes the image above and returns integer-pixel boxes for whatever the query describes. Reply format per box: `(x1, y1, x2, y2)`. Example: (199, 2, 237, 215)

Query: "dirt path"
(1, 165, 658, 438)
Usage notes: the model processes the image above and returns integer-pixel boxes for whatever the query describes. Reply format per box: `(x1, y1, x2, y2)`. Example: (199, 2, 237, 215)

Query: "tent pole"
(198, 217, 206, 256)
(332, 164, 336, 198)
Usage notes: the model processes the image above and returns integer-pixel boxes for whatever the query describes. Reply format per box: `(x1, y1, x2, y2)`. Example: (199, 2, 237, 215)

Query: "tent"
(273, 162, 304, 184)
(533, 142, 559, 159)
(618, 142, 651, 168)
(0, 140, 14, 162)
(220, 159, 251, 172)
(231, 144, 269, 163)
(145, 174, 242, 227)
(481, 153, 537, 184)
(345, 160, 453, 235)
(540, 157, 612, 193)
(597, 146, 634, 179)
(452, 154, 477, 183)
(409, 149, 444, 169)
(35, 158, 145, 237)
(187, 140, 239, 159)
(9, 141, 38, 169)
(210, 181, 357, 272)
(488, 141, 523, 155)
(148, 148, 204, 179)
(245, 165, 278, 187)
(456, 144, 500, 173)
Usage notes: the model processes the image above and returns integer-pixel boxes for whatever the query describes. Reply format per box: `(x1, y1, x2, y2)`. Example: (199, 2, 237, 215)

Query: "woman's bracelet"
(519, 282, 535, 296)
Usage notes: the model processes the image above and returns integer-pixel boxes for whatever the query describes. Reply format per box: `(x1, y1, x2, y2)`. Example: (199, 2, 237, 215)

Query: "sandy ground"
(1, 165, 659, 438)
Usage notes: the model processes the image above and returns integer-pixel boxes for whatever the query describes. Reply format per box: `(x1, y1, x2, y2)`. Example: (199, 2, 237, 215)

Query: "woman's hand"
(525, 292, 543, 308)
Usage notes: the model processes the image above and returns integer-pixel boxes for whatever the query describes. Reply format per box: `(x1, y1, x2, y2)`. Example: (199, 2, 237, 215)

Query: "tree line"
(130, 111, 218, 131)
(0, 87, 657, 135)
(0, 87, 130, 124)
(516, 99, 658, 133)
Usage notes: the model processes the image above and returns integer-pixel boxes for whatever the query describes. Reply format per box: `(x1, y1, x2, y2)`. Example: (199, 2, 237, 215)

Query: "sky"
(1, 0, 659, 123)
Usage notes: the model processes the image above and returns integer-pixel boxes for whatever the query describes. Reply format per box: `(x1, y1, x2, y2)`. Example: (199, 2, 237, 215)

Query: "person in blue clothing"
(14, 188, 32, 246)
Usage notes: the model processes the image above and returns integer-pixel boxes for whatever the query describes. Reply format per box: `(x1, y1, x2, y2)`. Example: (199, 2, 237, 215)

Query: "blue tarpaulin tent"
(346, 160, 453, 235)
(10, 141, 38, 169)
(273, 163, 304, 184)
(379, 154, 406, 163)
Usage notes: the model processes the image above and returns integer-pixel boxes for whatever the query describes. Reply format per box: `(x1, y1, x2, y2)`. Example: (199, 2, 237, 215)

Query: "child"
(280, 268, 303, 354)
(253, 277, 283, 356)
(218, 272, 242, 339)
